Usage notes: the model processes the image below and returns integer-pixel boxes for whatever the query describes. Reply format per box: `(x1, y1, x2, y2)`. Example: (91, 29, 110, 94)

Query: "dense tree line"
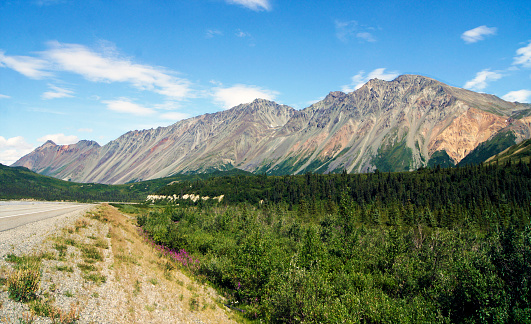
(157, 161, 531, 230)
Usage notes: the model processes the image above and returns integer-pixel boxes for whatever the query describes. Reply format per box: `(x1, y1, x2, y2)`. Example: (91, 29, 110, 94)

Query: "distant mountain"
(13, 75, 531, 184)
(15, 140, 101, 181)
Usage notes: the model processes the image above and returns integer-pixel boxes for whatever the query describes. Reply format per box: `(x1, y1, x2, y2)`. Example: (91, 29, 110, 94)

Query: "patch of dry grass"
(99, 204, 236, 323)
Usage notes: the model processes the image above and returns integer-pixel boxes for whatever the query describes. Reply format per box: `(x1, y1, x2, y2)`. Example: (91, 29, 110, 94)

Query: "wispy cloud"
(342, 68, 399, 92)
(502, 89, 531, 103)
(42, 84, 74, 100)
(0, 94, 10, 99)
(0, 136, 34, 165)
(463, 69, 502, 91)
(206, 29, 223, 38)
(0, 51, 51, 79)
(212, 84, 279, 109)
(77, 128, 93, 133)
(356, 32, 376, 43)
(102, 99, 156, 116)
(0, 41, 193, 100)
(335, 20, 376, 43)
(236, 30, 251, 38)
(43, 41, 192, 99)
(225, 0, 271, 11)
(37, 133, 79, 145)
(461, 25, 497, 44)
(513, 41, 531, 68)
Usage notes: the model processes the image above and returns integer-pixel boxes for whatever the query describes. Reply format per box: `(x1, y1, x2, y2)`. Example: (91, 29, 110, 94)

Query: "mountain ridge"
(13, 75, 531, 184)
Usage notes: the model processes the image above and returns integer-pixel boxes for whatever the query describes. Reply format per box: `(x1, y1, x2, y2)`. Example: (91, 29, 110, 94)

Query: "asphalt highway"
(0, 202, 93, 232)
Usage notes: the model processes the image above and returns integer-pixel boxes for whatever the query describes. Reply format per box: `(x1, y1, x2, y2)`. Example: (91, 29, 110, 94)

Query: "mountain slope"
(15, 140, 101, 180)
(484, 138, 531, 165)
(13, 75, 531, 184)
(248, 75, 530, 174)
(15, 100, 295, 184)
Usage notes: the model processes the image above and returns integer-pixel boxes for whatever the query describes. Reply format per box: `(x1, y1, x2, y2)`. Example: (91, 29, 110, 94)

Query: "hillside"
(485, 138, 531, 165)
(0, 164, 252, 202)
(13, 75, 531, 184)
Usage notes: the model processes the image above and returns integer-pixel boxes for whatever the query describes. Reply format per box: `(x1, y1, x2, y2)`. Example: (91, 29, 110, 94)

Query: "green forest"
(135, 161, 531, 323)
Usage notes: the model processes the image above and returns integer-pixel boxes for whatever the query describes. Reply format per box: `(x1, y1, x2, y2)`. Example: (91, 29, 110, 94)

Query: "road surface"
(0, 201, 93, 232)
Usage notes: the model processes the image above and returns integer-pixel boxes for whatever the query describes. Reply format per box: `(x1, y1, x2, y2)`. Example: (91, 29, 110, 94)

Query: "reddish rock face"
(12, 75, 531, 184)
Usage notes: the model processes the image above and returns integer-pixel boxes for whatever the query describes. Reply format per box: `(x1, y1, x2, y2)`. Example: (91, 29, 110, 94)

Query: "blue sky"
(1, 0, 530, 165)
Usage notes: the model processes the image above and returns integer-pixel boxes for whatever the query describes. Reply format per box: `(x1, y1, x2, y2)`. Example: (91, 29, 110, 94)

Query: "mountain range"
(13, 75, 531, 184)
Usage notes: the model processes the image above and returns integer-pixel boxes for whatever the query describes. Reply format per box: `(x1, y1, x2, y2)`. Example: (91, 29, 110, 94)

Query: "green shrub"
(83, 273, 106, 285)
(80, 244, 103, 261)
(7, 268, 41, 302)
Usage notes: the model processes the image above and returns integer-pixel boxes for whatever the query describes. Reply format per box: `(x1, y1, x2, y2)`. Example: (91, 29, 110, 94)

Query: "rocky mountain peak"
(14, 74, 531, 183)
(41, 140, 57, 148)
(77, 140, 101, 148)
(324, 91, 347, 102)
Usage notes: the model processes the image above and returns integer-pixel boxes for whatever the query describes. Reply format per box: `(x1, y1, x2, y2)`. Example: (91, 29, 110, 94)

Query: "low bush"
(7, 268, 41, 302)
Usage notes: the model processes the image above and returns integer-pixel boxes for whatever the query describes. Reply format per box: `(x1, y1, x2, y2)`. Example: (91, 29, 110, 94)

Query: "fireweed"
(138, 228, 199, 272)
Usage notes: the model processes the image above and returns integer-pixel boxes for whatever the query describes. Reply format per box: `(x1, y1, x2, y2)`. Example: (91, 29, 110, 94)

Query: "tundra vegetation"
(135, 161, 531, 323)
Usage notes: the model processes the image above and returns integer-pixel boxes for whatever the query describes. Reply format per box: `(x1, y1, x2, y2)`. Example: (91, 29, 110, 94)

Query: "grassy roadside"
(0, 204, 236, 323)
(100, 203, 236, 323)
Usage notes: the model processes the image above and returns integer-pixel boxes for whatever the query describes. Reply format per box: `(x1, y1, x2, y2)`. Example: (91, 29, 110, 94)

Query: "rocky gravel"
(0, 203, 236, 324)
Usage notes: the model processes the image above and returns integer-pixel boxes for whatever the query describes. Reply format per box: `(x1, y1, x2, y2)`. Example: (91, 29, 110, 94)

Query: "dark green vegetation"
(0, 164, 147, 202)
(458, 131, 517, 166)
(372, 137, 413, 172)
(0, 163, 251, 202)
(427, 150, 455, 168)
(157, 162, 531, 211)
(486, 138, 531, 165)
(139, 161, 531, 323)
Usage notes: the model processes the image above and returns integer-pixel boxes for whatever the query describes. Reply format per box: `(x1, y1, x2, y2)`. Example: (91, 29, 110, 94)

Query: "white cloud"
(342, 68, 399, 92)
(461, 25, 497, 43)
(225, 0, 271, 11)
(0, 94, 10, 99)
(212, 84, 279, 109)
(37, 133, 79, 145)
(236, 30, 251, 38)
(0, 51, 51, 79)
(335, 20, 376, 43)
(206, 29, 223, 38)
(42, 84, 74, 100)
(103, 99, 156, 116)
(160, 112, 191, 121)
(0, 136, 34, 165)
(502, 89, 531, 103)
(463, 69, 502, 91)
(77, 128, 93, 133)
(513, 41, 531, 68)
(356, 32, 376, 43)
(0, 42, 193, 100)
(43, 41, 192, 99)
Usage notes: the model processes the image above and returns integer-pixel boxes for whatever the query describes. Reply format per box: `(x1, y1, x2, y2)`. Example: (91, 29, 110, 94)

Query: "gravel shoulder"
(0, 203, 237, 324)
